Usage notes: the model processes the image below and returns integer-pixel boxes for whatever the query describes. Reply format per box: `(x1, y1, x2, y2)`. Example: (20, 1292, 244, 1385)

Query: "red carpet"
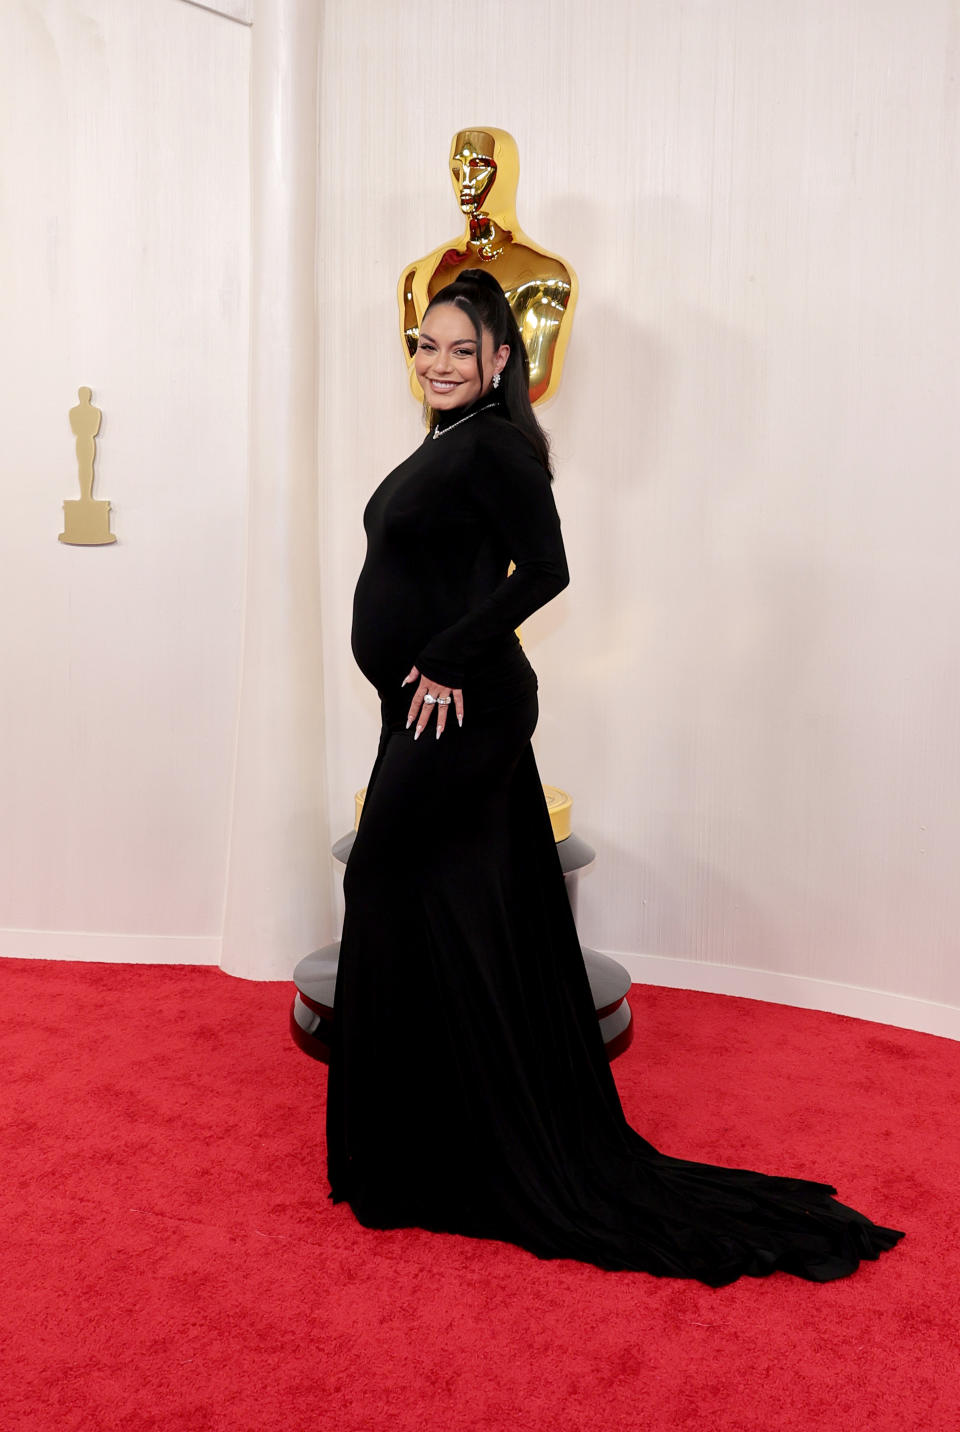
(0, 957, 957, 1431)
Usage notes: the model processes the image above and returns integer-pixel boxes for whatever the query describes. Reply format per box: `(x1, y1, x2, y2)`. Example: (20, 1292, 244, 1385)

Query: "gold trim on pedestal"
(542, 785, 572, 842)
(354, 783, 572, 844)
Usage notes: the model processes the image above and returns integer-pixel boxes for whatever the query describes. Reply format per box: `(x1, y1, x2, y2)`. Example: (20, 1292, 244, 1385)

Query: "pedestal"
(290, 823, 634, 1064)
(291, 941, 633, 1065)
(59, 499, 116, 546)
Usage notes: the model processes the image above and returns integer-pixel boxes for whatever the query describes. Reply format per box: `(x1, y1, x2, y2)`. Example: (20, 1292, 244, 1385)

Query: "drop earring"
(492, 372, 501, 389)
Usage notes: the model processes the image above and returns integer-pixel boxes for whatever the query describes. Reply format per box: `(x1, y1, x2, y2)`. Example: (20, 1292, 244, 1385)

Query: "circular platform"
(296, 804, 630, 1064)
(290, 942, 633, 1064)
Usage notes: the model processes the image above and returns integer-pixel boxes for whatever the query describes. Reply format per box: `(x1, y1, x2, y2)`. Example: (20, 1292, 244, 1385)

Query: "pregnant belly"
(350, 566, 537, 712)
(350, 570, 427, 692)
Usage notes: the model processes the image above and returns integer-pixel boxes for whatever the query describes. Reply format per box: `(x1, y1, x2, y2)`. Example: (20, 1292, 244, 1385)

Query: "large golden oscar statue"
(398, 128, 578, 406)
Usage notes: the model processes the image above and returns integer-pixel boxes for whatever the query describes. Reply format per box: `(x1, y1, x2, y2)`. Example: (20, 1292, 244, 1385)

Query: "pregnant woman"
(325, 268, 903, 1285)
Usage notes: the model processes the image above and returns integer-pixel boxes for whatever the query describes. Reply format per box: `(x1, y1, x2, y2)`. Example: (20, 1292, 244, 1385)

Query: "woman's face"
(414, 303, 509, 412)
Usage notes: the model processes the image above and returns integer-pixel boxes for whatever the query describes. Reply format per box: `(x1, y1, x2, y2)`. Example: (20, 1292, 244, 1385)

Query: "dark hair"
(422, 269, 553, 478)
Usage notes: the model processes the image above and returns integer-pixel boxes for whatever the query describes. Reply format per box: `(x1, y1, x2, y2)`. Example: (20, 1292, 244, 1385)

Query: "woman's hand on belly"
(401, 666, 464, 740)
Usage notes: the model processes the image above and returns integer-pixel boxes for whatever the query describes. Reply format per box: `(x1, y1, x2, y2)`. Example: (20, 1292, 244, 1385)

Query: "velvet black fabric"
(326, 407, 903, 1284)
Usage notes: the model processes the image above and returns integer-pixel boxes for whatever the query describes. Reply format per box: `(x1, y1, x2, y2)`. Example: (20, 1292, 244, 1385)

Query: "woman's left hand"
(402, 666, 464, 740)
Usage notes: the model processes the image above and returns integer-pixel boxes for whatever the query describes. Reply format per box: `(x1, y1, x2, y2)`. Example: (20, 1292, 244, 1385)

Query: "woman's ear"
(494, 344, 510, 374)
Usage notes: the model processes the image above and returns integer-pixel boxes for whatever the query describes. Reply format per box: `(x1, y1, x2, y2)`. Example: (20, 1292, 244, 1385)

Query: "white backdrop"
(1, 0, 958, 1034)
(0, 0, 249, 962)
(317, 0, 960, 1030)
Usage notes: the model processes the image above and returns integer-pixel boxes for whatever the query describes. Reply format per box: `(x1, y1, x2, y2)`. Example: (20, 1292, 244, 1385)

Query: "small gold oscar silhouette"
(59, 387, 116, 546)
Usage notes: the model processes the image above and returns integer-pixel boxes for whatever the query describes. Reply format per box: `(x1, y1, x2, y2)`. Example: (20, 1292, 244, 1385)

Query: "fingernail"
(405, 719, 411, 729)
(457, 716, 463, 728)
(435, 727, 441, 740)
(401, 677, 409, 686)
(414, 727, 421, 741)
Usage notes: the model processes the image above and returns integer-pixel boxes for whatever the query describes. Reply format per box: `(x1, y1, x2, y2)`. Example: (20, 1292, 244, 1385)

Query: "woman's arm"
(416, 424, 569, 689)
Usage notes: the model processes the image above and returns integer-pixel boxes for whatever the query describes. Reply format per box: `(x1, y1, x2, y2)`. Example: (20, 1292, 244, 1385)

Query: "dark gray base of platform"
(291, 942, 633, 1064)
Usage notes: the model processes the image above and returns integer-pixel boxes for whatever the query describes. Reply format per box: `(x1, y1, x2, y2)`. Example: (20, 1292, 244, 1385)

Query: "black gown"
(326, 399, 903, 1285)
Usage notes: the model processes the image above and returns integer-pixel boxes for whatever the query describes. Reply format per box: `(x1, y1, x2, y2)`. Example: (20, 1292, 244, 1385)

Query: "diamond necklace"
(432, 401, 498, 440)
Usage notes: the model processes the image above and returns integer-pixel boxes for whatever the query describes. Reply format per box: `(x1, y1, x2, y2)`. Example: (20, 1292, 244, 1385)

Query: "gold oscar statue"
(60, 387, 116, 546)
(399, 127, 578, 405)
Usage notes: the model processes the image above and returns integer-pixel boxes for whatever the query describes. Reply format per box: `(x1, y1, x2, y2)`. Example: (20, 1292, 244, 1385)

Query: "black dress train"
(326, 400, 903, 1286)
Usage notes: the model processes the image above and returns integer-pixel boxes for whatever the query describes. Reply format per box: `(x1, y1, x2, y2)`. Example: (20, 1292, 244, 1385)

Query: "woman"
(326, 269, 903, 1284)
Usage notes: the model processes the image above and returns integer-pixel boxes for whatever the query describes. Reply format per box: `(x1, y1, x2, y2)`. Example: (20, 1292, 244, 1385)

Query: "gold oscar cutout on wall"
(60, 388, 116, 546)
(399, 128, 578, 406)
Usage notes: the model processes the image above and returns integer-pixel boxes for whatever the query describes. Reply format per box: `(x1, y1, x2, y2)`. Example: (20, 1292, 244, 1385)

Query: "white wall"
(317, 0, 960, 1029)
(2, 0, 958, 1033)
(0, 0, 249, 959)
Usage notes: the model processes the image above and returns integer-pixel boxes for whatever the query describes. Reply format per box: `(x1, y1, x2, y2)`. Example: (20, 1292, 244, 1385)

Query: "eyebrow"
(419, 329, 477, 346)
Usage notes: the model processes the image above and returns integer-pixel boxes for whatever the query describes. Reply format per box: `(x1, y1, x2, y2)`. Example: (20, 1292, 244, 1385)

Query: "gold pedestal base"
(59, 499, 116, 546)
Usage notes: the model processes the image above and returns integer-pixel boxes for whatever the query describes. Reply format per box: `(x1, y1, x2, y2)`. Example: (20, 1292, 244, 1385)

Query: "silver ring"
(422, 693, 436, 704)
(435, 697, 452, 705)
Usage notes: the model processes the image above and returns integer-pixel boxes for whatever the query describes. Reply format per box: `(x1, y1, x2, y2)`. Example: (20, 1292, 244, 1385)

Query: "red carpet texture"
(0, 956, 957, 1432)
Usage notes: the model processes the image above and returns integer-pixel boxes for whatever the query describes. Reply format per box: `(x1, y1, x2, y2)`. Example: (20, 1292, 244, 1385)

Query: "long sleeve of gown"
(415, 425, 569, 689)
